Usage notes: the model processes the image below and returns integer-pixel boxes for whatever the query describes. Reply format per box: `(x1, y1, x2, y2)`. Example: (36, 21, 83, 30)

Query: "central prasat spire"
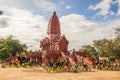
(47, 11, 61, 35)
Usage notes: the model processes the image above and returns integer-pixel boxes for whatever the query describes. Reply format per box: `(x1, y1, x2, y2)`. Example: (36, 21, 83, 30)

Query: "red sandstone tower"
(40, 11, 69, 52)
(40, 11, 69, 65)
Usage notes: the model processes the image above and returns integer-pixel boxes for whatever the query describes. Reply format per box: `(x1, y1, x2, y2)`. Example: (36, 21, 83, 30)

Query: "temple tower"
(47, 11, 61, 41)
(40, 11, 68, 52)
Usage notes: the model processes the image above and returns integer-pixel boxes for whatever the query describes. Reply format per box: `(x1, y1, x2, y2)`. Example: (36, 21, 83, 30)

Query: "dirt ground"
(0, 67, 120, 80)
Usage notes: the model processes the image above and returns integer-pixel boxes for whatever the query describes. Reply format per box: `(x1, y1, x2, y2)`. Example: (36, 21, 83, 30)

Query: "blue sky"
(0, 0, 120, 51)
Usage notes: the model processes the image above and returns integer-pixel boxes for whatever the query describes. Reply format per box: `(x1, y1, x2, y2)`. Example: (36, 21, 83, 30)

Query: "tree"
(114, 27, 120, 39)
(0, 36, 27, 58)
(111, 37, 120, 59)
(93, 39, 111, 57)
(79, 27, 120, 60)
(3, 37, 27, 56)
(0, 48, 11, 60)
(111, 27, 120, 59)
(93, 37, 120, 60)
(82, 45, 98, 59)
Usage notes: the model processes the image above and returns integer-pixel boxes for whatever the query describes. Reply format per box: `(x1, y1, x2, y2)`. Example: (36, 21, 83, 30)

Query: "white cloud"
(35, 0, 56, 12)
(60, 14, 98, 33)
(0, 15, 10, 28)
(60, 14, 99, 50)
(60, 14, 119, 50)
(0, 0, 57, 14)
(88, 0, 115, 16)
(65, 5, 72, 9)
(108, 19, 120, 28)
(0, 8, 48, 51)
(117, 0, 120, 15)
(0, 0, 24, 8)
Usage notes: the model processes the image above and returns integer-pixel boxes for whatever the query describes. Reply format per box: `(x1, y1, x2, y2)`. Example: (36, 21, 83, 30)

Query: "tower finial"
(53, 10, 56, 15)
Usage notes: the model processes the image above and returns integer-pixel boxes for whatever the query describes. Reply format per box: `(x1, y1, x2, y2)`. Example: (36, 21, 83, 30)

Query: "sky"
(0, 0, 120, 51)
